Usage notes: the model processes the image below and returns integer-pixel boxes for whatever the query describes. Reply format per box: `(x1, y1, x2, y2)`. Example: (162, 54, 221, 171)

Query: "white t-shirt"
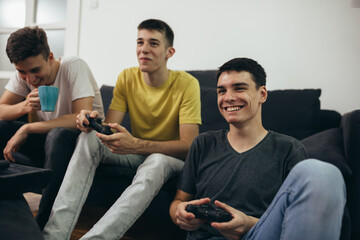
(5, 56, 104, 121)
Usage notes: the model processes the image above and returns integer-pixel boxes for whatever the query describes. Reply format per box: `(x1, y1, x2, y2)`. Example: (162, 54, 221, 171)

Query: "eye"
(150, 42, 159, 46)
(31, 68, 40, 73)
(217, 89, 226, 95)
(137, 41, 144, 45)
(235, 87, 246, 91)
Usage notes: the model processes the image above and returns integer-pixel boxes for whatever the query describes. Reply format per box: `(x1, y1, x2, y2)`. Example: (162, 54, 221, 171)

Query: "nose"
(224, 90, 235, 102)
(141, 42, 150, 53)
(25, 73, 37, 84)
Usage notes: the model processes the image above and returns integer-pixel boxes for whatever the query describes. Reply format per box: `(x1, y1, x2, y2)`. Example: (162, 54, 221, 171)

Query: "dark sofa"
(86, 70, 360, 240)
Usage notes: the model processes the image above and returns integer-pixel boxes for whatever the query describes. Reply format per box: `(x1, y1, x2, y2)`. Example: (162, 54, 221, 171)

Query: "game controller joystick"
(85, 114, 113, 135)
(185, 204, 233, 222)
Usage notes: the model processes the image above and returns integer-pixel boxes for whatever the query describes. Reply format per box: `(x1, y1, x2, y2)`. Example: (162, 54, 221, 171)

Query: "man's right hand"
(24, 88, 41, 113)
(76, 110, 99, 133)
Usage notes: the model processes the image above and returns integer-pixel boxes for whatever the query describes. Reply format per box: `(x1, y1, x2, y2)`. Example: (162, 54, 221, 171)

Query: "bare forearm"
(20, 114, 77, 134)
(0, 102, 28, 121)
(134, 138, 191, 160)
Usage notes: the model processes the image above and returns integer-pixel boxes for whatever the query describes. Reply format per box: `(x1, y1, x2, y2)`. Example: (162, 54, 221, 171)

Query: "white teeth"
(227, 107, 241, 112)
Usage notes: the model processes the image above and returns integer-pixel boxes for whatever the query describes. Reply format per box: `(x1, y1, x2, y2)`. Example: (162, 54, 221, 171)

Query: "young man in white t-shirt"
(0, 26, 104, 230)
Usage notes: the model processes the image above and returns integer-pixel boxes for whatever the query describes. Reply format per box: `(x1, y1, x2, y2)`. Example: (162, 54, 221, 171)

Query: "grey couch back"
(100, 70, 341, 141)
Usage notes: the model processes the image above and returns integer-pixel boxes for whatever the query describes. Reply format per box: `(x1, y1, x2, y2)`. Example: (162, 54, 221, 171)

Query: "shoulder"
(60, 56, 86, 67)
(193, 130, 227, 145)
(118, 67, 141, 77)
(171, 70, 199, 87)
(116, 67, 141, 82)
(266, 131, 306, 150)
(58, 56, 92, 74)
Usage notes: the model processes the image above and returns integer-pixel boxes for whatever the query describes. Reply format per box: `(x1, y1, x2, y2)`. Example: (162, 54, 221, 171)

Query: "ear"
(48, 52, 55, 64)
(166, 47, 175, 59)
(259, 86, 267, 104)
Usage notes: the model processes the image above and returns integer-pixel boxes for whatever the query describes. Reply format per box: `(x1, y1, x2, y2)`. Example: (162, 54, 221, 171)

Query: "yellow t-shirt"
(109, 67, 201, 141)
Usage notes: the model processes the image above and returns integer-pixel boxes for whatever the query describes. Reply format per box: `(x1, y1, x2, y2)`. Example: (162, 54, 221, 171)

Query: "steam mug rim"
(38, 86, 59, 112)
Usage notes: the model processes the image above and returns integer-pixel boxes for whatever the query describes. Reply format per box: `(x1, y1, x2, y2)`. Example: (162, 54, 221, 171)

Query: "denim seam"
(65, 147, 98, 240)
(279, 190, 292, 240)
(245, 189, 293, 239)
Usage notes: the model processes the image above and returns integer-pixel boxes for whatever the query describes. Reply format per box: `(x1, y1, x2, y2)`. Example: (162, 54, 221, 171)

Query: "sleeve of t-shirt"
(179, 77, 202, 125)
(5, 73, 32, 98)
(177, 135, 202, 194)
(66, 58, 96, 101)
(284, 140, 309, 177)
(109, 70, 128, 112)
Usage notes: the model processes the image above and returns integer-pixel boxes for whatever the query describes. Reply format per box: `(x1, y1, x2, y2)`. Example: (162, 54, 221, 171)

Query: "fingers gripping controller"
(85, 114, 113, 135)
(185, 204, 233, 222)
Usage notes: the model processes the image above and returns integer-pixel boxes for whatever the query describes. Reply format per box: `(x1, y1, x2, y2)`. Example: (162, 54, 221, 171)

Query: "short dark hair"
(137, 19, 174, 47)
(6, 26, 50, 64)
(216, 58, 267, 88)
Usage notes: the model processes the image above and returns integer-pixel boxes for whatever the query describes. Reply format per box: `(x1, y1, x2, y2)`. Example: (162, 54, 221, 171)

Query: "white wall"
(78, 0, 360, 115)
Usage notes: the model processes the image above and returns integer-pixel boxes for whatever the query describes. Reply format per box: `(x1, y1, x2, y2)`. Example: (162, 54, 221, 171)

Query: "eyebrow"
(217, 82, 249, 89)
(16, 66, 41, 73)
(137, 38, 161, 43)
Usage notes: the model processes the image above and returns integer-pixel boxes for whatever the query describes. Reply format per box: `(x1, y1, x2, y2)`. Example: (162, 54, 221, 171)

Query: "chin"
(139, 66, 151, 72)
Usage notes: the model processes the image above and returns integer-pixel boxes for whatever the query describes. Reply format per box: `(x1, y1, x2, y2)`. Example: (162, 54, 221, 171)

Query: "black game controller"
(185, 204, 233, 222)
(85, 114, 113, 135)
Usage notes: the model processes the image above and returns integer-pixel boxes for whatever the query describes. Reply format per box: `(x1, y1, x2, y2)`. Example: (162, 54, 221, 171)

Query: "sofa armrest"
(341, 109, 360, 240)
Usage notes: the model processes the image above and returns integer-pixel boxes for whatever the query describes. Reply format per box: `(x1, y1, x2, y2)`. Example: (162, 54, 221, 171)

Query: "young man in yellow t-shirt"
(43, 19, 201, 239)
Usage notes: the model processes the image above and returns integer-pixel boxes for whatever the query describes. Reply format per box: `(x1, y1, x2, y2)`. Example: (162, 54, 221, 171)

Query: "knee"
(293, 159, 346, 200)
(144, 153, 168, 169)
(45, 128, 78, 149)
(141, 153, 184, 178)
(46, 127, 80, 142)
(45, 128, 81, 157)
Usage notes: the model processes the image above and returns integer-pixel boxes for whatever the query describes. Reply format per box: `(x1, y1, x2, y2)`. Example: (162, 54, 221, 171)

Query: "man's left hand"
(3, 126, 29, 162)
(211, 200, 258, 240)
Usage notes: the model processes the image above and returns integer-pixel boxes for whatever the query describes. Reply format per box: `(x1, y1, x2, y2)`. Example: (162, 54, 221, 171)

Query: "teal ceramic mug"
(38, 86, 59, 112)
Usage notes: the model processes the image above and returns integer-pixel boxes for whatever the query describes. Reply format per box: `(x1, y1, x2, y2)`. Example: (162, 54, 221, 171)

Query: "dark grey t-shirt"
(178, 130, 308, 239)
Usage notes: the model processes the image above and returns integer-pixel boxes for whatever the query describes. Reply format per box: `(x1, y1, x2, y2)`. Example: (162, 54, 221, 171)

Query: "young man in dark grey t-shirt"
(170, 58, 346, 240)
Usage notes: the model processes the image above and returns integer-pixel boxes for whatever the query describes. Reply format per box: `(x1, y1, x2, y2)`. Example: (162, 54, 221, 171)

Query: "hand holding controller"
(185, 204, 233, 222)
(85, 114, 113, 135)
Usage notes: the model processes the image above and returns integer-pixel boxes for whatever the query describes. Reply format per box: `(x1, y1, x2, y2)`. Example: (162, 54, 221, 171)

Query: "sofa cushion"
(262, 89, 321, 140)
(188, 70, 218, 88)
(199, 87, 228, 133)
(301, 128, 352, 179)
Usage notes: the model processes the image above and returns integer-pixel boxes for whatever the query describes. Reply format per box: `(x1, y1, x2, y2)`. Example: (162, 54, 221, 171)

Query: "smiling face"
(136, 29, 174, 74)
(14, 53, 55, 87)
(217, 70, 267, 127)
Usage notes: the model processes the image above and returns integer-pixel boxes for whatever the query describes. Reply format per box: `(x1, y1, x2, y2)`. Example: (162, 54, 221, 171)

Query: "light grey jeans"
(42, 131, 184, 240)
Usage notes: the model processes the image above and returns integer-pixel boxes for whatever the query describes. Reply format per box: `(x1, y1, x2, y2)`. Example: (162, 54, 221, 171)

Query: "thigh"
(101, 152, 147, 169)
(44, 127, 81, 170)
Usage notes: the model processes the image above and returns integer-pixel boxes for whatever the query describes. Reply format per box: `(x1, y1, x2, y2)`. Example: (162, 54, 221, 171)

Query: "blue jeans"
(242, 159, 346, 240)
(206, 160, 346, 240)
(43, 131, 184, 240)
